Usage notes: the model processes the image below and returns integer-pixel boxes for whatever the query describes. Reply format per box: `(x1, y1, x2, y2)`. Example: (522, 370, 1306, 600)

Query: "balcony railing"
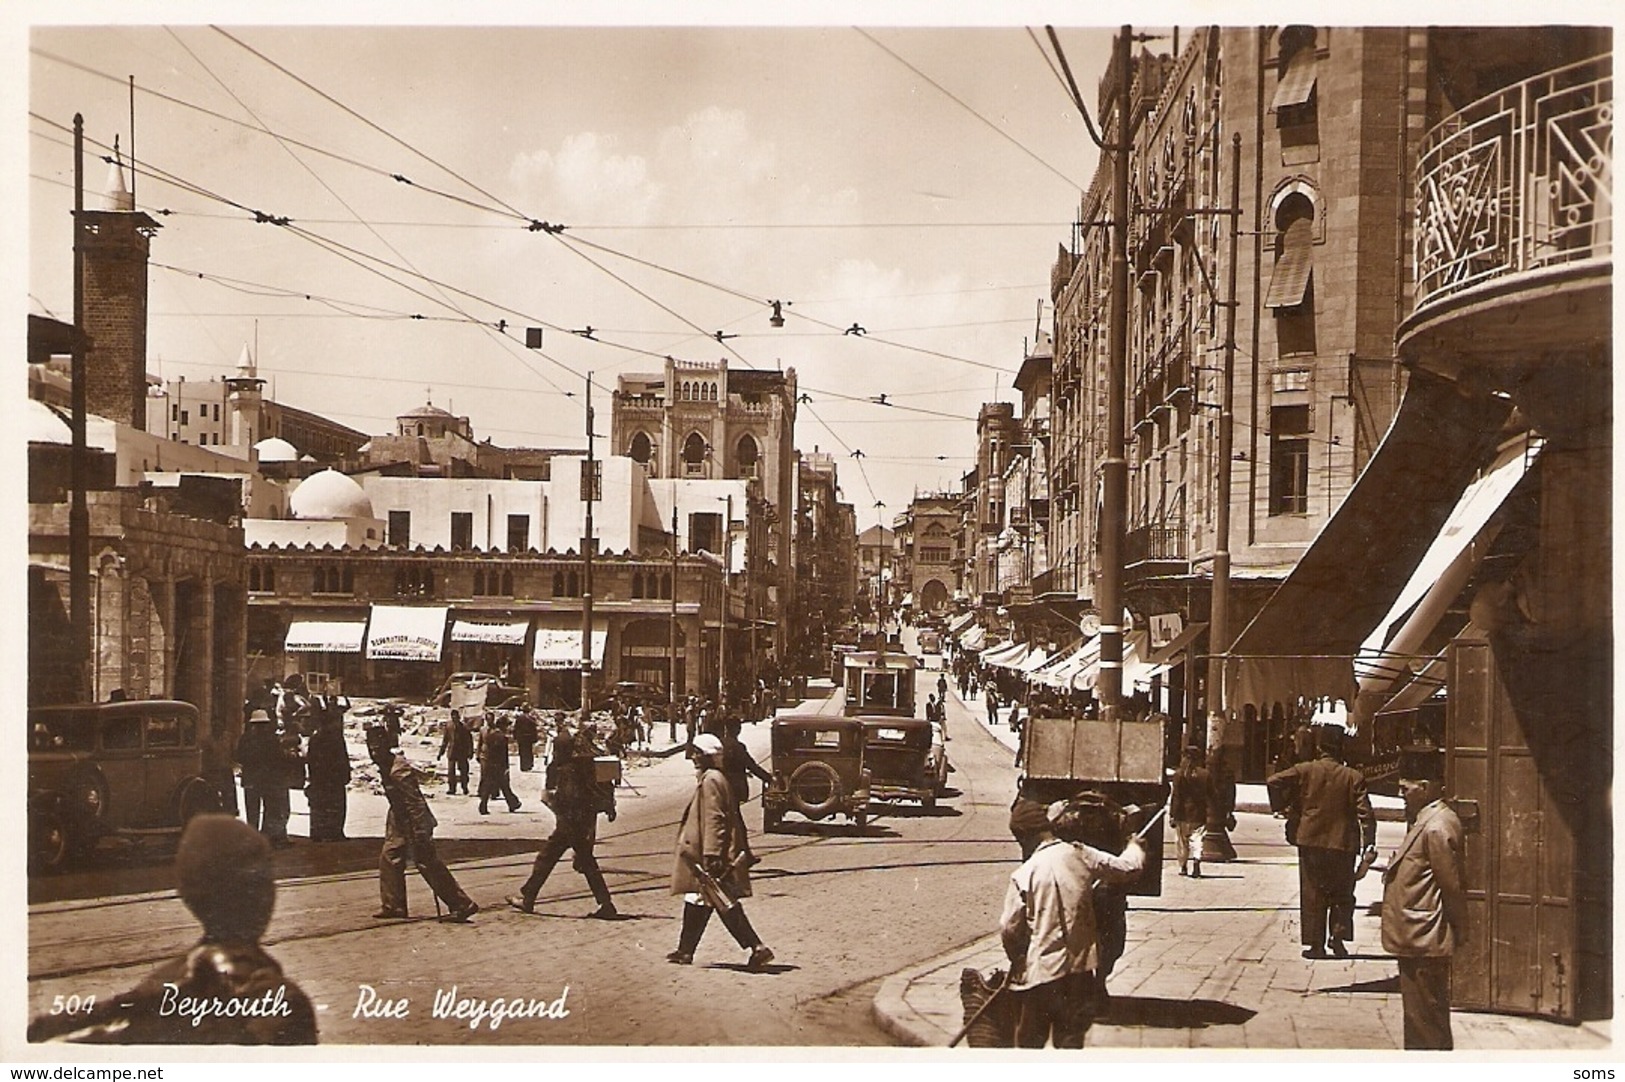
(1125, 521, 1187, 566)
(1414, 52, 1612, 313)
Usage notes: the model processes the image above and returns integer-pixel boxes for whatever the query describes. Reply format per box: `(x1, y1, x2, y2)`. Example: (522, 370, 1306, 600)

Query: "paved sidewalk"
(869, 677, 1612, 1052)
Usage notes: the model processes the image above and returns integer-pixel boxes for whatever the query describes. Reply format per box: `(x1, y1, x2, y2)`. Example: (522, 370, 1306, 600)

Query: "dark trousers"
(242, 784, 265, 831)
(253, 786, 291, 842)
(1298, 845, 1356, 946)
(520, 813, 611, 908)
(1398, 956, 1454, 1050)
(517, 741, 535, 773)
(479, 770, 520, 812)
(1012, 971, 1101, 1049)
(446, 756, 470, 794)
(307, 784, 347, 840)
(380, 823, 473, 915)
(207, 768, 239, 816)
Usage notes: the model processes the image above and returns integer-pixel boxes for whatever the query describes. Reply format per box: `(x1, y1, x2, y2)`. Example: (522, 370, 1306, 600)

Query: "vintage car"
(28, 700, 221, 873)
(430, 671, 527, 711)
(762, 715, 870, 831)
(860, 717, 945, 809)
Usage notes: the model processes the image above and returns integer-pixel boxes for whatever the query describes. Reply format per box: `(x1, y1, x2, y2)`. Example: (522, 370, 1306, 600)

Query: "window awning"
(947, 611, 976, 634)
(957, 625, 986, 651)
(366, 605, 449, 662)
(1016, 646, 1053, 675)
(285, 619, 367, 654)
(1227, 371, 1514, 709)
(1272, 47, 1318, 110)
(450, 617, 530, 646)
(1030, 640, 1086, 689)
(533, 620, 609, 670)
(983, 641, 1029, 669)
(1265, 218, 1314, 308)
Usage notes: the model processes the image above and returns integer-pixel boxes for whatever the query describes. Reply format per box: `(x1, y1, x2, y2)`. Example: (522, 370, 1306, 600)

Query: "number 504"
(51, 994, 96, 1015)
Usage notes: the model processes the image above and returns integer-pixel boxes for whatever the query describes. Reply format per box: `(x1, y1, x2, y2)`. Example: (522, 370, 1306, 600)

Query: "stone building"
(1048, 27, 1416, 755)
(610, 357, 799, 662)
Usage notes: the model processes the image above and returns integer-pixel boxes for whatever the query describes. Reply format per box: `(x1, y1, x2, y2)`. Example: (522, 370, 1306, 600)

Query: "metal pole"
(70, 115, 91, 702)
(1097, 25, 1133, 722)
(719, 493, 731, 712)
(581, 375, 595, 720)
(670, 501, 679, 733)
(1202, 133, 1244, 864)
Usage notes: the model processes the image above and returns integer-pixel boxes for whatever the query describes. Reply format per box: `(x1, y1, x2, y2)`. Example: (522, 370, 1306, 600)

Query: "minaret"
(224, 343, 266, 447)
(77, 147, 160, 429)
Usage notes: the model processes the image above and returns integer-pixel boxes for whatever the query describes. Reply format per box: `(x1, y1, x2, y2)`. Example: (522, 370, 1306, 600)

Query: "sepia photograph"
(11, 2, 1615, 1064)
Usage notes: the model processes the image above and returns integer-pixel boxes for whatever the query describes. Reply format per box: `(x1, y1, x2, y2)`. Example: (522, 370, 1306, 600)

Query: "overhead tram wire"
(39, 82, 983, 475)
(854, 28, 1085, 193)
(210, 26, 532, 223)
(43, 120, 986, 431)
(31, 50, 527, 225)
(165, 27, 534, 394)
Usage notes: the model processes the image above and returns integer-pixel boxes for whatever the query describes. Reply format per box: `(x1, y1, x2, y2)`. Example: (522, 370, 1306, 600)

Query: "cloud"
(509, 131, 663, 223)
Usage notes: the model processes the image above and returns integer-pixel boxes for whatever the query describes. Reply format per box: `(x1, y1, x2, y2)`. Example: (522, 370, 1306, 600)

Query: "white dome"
(290, 469, 374, 521)
(254, 436, 299, 463)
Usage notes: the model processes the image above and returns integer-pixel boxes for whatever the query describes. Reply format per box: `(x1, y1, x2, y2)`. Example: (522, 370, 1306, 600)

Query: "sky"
(23, 12, 1120, 523)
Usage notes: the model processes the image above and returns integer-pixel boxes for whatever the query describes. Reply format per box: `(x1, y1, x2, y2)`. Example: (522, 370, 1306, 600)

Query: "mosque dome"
(253, 436, 299, 463)
(289, 469, 374, 521)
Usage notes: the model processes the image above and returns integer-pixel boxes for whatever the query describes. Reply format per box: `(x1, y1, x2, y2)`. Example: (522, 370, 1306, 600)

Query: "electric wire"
(854, 28, 1084, 193)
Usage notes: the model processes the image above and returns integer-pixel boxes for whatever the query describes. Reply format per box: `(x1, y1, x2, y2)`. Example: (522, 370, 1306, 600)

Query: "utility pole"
(580, 374, 596, 720)
(670, 500, 680, 733)
(1202, 133, 1244, 863)
(719, 493, 733, 712)
(70, 115, 91, 702)
(1097, 24, 1133, 722)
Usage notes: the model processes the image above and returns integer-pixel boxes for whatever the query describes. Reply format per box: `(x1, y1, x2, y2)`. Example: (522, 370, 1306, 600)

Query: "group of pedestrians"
(364, 708, 777, 972)
(236, 679, 354, 847)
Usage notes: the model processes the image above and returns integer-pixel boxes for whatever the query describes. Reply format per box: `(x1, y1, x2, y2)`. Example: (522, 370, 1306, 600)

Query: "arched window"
(735, 434, 760, 479)
(629, 431, 654, 466)
(501, 571, 513, 596)
(682, 432, 708, 476)
(567, 571, 580, 596)
(708, 383, 718, 402)
(1273, 26, 1320, 141)
(473, 569, 486, 596)
(552, 571, 565, 597)
(632, 572, 645, 599)
(341, 567, 353, 593)
(661, 572, 672, 599)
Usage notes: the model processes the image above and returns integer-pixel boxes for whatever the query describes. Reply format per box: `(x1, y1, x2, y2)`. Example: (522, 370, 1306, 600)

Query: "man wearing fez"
(27, 816, 317, 1044)
(1381, 745, 1468, 1050)
(367, 724, 479, 922)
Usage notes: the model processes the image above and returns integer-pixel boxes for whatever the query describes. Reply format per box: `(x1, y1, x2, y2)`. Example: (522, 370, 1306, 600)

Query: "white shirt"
(1000, 837, 1145, 989)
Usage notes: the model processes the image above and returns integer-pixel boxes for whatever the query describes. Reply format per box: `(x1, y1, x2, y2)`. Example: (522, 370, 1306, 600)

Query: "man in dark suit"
(1381, 745, 1467, 1049)
(1267, 724, 1377, 958)
(437, 710, 474, 795)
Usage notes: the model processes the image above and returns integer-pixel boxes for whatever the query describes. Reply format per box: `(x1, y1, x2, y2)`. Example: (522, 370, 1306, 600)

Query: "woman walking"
(668, 734, 774, 969)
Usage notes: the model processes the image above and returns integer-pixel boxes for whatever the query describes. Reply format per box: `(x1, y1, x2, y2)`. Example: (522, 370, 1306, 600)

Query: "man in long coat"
(668, 734, 773, 969)
(1267, 725, 1377, 958)
(304, 708, 351, 841)
(1381, 746, 1467, 1049)
(368, 725, 478, 922)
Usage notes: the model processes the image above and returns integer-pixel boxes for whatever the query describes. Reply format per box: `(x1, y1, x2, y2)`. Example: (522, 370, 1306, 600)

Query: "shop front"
(365, 604, 450, 700)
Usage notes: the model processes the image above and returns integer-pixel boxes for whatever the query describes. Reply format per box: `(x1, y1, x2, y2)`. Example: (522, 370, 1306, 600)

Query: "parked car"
(28, 700, 221, 873)
(762, 715, 870, 831)
(860, 717, 943, 809)
(610, 680, 667, 707)
(430, 672, 527, 710)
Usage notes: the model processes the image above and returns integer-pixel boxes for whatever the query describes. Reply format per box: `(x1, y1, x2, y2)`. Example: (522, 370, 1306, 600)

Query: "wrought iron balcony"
(1413, 53, 1612, 315)
(1125, 521, 1187, 567)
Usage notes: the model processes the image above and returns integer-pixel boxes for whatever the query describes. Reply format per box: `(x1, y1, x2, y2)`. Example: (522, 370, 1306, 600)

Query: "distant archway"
(919, 579, 950, 612)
